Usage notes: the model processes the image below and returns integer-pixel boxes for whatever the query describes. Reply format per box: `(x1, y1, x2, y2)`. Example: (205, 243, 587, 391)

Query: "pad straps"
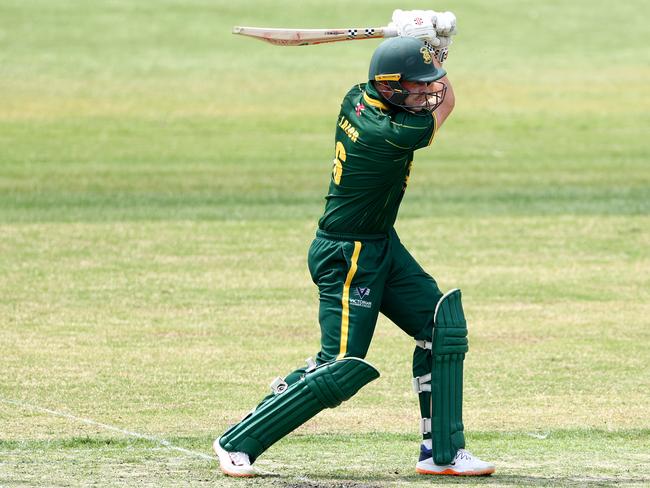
(412, 373, 432, 393)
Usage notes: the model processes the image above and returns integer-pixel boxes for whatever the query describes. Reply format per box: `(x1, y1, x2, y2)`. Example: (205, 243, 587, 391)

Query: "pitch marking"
(526, 432, 549, 439)
(0, 397, 214, 461)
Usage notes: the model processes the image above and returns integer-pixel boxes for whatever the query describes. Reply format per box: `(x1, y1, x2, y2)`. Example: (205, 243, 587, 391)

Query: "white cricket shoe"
(213, 437, 257, 477)
(416, 447, 495, 476)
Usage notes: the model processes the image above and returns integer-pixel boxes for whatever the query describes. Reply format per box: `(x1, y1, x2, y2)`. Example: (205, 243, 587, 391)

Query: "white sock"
(422, 439, 432, 450)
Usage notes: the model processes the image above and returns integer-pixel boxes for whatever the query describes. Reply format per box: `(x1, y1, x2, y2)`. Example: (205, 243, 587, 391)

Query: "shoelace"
(455, 449, 473, 461)
(229, 451, 250, 466)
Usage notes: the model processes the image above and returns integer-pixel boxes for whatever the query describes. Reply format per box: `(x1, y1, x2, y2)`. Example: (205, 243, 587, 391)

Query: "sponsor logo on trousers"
(351, 287, 372, 308)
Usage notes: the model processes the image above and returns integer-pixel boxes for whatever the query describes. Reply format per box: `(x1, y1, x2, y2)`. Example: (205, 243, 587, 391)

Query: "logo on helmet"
(419, 46, 433, 65)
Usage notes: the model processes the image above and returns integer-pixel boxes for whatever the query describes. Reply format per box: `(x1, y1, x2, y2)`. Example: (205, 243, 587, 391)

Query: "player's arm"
(389, 9, 456, 128)
(432, 56, 455, 128)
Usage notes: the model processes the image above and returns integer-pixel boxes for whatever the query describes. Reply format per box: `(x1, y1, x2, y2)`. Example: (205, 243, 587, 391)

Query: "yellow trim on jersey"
(385, 138, 410, 149)
(428, 112, 439, 146)
(390, 121, 427, 129)
(363, 91, 389, 111)
(337, 241, 362, 359)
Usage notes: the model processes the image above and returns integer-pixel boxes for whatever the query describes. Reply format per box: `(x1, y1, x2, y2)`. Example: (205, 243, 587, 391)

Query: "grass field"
(1, 1, 649, 486)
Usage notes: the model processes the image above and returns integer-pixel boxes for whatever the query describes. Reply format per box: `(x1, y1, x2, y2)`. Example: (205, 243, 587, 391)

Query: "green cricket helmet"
(368, 37, 447, 113)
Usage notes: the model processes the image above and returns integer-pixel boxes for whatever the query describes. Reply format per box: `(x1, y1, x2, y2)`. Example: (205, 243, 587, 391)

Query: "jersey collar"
(363, 83, 390, 111)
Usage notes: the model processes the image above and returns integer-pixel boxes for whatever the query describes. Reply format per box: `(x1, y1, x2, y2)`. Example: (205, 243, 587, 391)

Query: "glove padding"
(432, 11, 456, 37)
(389, 9, 436, 41)
(389, 9, 457, 48)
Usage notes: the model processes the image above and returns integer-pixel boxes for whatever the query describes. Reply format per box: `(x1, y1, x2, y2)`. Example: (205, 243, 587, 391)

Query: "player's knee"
(414, 321, 434, 342)
(308, 357, 379, 406)
(339, 347, 369, 360)
(319, 346, 369, 363)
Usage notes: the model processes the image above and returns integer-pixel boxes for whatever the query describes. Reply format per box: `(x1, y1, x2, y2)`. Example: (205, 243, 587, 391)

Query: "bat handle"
(382, 26, 398, 38)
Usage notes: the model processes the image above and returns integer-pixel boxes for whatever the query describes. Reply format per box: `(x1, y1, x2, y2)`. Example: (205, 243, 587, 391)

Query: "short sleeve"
(412, 112, 437, 150)
(386, 110, 436, 151)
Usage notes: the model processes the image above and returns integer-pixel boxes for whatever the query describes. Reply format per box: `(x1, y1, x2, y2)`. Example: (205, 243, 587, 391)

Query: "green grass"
(1, 0, 649, 486)
(2, 431, 649, 487)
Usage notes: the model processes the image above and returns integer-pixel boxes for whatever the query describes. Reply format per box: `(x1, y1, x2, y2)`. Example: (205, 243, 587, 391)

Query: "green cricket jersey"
(318, 82, 437, 235)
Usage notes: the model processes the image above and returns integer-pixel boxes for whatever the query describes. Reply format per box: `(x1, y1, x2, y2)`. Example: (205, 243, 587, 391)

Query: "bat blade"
(232, 26, 397, 46)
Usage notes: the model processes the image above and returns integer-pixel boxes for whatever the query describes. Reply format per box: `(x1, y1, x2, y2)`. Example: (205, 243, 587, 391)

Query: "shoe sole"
(220, 468, 256, 478)
(213, 438, 257, 478)
(416, 466, 495, 476)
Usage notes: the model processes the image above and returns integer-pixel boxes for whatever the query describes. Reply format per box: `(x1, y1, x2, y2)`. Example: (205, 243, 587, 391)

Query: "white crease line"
(526, 432, 549, 439)
(1, 397, 214, 461)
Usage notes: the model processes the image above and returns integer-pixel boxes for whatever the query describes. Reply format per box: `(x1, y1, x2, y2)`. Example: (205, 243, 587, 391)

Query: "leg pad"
(430, 289, 468, 464)
(219, 357, 379, 462)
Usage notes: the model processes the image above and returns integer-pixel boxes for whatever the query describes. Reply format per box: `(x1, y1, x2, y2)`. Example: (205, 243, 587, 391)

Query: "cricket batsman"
(214, 8, 495, 477)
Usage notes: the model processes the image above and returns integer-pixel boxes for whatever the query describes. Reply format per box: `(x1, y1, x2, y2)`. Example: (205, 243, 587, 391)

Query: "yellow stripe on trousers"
(337, 241, 362, 360)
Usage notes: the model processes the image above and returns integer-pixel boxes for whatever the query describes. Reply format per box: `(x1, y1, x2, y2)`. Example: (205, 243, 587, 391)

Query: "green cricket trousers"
(308, 228, 443, 363)
(272, 227, 442, 391)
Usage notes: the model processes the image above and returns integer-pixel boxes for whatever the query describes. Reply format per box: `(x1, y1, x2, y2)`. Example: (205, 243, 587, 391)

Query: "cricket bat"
(232, 26, 398, 46)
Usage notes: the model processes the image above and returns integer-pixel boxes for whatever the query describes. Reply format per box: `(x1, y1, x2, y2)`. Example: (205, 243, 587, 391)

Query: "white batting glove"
(389, 9, 438, 43)
(428, 10, 456, 53)
(430, 11, 457, 37)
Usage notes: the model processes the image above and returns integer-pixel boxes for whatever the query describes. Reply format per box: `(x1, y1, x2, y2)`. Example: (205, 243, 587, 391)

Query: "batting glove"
(422, 10, 457, 63)
(389, 9, 438, 43)
(430, 10, 457, 37)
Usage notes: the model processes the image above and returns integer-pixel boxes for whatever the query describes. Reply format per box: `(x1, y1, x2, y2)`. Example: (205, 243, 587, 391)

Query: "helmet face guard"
(375, 78, 447, 114)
